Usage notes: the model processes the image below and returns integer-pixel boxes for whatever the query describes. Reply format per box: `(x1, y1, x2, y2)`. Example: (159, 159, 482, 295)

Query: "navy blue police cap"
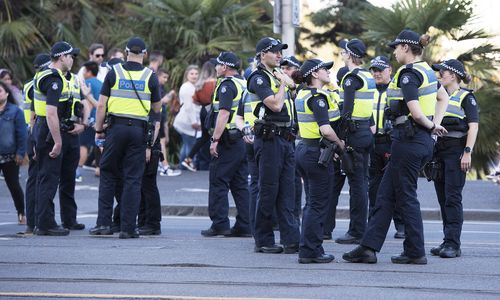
(432, 59, 466, 79)
(126, 37, 147, 54)
(51, 41, 80, 58)
(33, 53, 51, 69)
(280, 56, 302, 68)
(369, 56, 391, 71)
(299, 59, 333, 78)
(388, 29, 422, 49)
(256, 37, 288, 53)
(339, 39, 367, 58)
(209, 51, 240, 69)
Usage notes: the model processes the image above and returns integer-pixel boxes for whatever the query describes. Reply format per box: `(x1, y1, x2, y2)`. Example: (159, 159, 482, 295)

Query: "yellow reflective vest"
(340, 69, 376, 121)
(387, 62, 438, 118)
(295, 88, 340, 139)
(22, 80, 34, 124)
(34, 68, 76, 117)
(444, 88, 470, 119)
(212, 77, 246, 129)
(107, 64, 153, 121)
(373, 88, 388, 134)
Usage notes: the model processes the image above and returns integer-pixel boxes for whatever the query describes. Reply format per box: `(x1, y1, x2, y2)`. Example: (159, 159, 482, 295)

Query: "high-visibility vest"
(22, 80, 34, 124)
(444, 88, 471, 119)
(373, 88, 388, 134)
(33, 68, 73, 117)
(295, 88, 340, 139)
(107, 64, 153, 121)
(247, 67, 294, 123)
(340, 69, 376, 120)
(387, 61, 438, 118)
(212, 77, 246, 129)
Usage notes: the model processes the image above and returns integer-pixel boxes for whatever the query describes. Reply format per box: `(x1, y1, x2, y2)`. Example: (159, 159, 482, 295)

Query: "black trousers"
(0, 160, 25, 216)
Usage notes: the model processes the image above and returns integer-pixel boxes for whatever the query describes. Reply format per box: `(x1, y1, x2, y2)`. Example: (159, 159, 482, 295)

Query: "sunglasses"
(94, 54, 104, 58)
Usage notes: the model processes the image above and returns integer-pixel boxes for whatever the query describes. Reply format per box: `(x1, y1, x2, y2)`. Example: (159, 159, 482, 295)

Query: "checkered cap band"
(303, 62, 325, 78)
(440, 62, 464, 77)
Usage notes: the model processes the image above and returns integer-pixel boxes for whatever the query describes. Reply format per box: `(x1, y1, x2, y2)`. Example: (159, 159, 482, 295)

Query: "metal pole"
(281, 0, 295, 56)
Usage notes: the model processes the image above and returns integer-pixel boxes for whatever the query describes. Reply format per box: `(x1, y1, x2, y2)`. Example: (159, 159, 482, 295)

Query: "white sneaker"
(160, 167, 182, 177)
(75, 175, 83, 183)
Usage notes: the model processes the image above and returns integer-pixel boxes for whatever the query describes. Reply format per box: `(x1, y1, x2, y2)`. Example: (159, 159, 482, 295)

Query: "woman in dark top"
(0, 81, 27, 224)
(430, 59, 479, 258)
(292, 59, 344, 263)
(343, 29, 448, 264)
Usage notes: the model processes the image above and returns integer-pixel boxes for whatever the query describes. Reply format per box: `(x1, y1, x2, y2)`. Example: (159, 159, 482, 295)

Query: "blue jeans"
(179, 133, 197, 168)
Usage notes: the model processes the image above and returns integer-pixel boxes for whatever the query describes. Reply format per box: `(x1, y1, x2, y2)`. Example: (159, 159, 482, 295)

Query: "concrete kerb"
(160, 205, 500, 222)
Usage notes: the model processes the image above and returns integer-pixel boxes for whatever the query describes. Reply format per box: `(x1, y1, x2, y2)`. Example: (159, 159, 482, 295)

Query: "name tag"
(118, 79, 146, 91)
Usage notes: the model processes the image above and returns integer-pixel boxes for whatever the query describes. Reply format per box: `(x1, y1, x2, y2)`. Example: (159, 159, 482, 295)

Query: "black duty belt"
(436, 136, 466, 150)
(111, 116, 147, 128)
(374, 134, 391, 144)
(301, 138, 320, 146)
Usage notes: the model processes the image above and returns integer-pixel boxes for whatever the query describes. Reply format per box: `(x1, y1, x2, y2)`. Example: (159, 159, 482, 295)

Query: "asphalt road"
(0, 214, 499, 299)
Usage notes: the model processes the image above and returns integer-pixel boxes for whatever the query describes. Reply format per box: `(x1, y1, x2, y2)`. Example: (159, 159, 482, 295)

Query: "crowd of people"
(0, 28, 483, 264)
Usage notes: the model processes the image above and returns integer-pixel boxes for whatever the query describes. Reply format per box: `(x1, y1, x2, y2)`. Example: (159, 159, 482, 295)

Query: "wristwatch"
(95, 129, 104, 134)
(464, 146, 472, 153)
(210, 137, 220, 143)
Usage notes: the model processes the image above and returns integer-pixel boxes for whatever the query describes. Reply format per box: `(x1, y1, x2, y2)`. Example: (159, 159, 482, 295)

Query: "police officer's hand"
(432, 124, 447, 137)
(15, 154, 24, 166)
(49, 143, 62, 158)
(273, 71, 294, 87)
(461, 152, 472, 172)
(210, 141, 219, 158)
(68, 123, 85, 135)
(336, 139, 345, 152)
(146, 148, 151, 163)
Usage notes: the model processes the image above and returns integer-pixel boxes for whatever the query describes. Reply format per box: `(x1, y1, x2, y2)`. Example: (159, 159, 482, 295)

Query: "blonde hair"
(195, 61, 216, 90)
(183, 64, 199, 83)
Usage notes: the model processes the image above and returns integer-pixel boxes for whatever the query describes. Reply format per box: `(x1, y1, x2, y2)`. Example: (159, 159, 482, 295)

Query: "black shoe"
(138, 227, 161, 236)
(201, 227, 231, 237)
(283, 244, 299, 254)
(35, 226, 70, 236)
(89, 225, 113, 236)
(430, 243, 445, 256)
(110, 224, 121, 233)
(25, 226, 35, 234)
(335, 233, 361, 244)
(323, 233, 332, 240)
(391, 253, 427, 264)
(254, 244, 284, 254)
(119, 230, 140, 239)
(439, 246, 461, 258)
(63, 223, 85, 230)
(223, 227, 252, 238)
(342, 245, 377, 263)
(394, 231, 405, 239)
(299, 254, 335, 264)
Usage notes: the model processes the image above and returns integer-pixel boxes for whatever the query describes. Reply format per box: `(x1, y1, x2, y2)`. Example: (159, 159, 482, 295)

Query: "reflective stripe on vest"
(107, 64, 152, 121)
(212, 77, 246, 129)
(340, 69, 376, 120)
(295, 88, 340, 139)
(373, 89, 388, 134)
(33, 68, 71, 117)
(23, 80, 34, 124)
(387, 62, 438, 118)
(444, 88, 469, 119)
(242, 90, 260, 126)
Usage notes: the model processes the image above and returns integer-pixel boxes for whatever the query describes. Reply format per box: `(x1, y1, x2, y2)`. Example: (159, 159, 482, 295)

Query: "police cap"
(126, 37, 147, 54)
(299, 59, 333, 78)
(432, 59, 466, 79)
(209, 52, 240, 69)
(280, 56, 302, 68)
(256, 37, 288, 53)
(369, 56, 391, 71)
(339, 39, 367, 58)
(33, 53, 51, 69)
(51, 41, 80, 58)
(388, 29, 422, 49)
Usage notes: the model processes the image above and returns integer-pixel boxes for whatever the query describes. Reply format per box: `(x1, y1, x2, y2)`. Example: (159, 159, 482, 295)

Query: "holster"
(341, 146, 363, 175)
(224, 128, 243, 144)
(423, 159, 443, 182)
(318, 138, 338, 167)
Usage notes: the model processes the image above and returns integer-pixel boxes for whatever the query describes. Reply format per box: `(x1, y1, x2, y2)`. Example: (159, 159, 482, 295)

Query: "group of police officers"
(23, 29, 479, 264)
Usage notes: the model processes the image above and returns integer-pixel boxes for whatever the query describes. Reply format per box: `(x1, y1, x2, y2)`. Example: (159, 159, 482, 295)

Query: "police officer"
(248, 37, 300, 253)
(23, 53, 51, 234)
(430, 59, 479, 258)
(368, 56, 405, 239)
(292, 59, 344, 263)
(343, 30, 448, 264)
(90, 37, 162, 238)
(200, 52, 251, 237)
(334, 39, 375, 244)
(280, 55, 304, 226)
(33, 41, 88, 236)
(323, 66, 348, 240)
